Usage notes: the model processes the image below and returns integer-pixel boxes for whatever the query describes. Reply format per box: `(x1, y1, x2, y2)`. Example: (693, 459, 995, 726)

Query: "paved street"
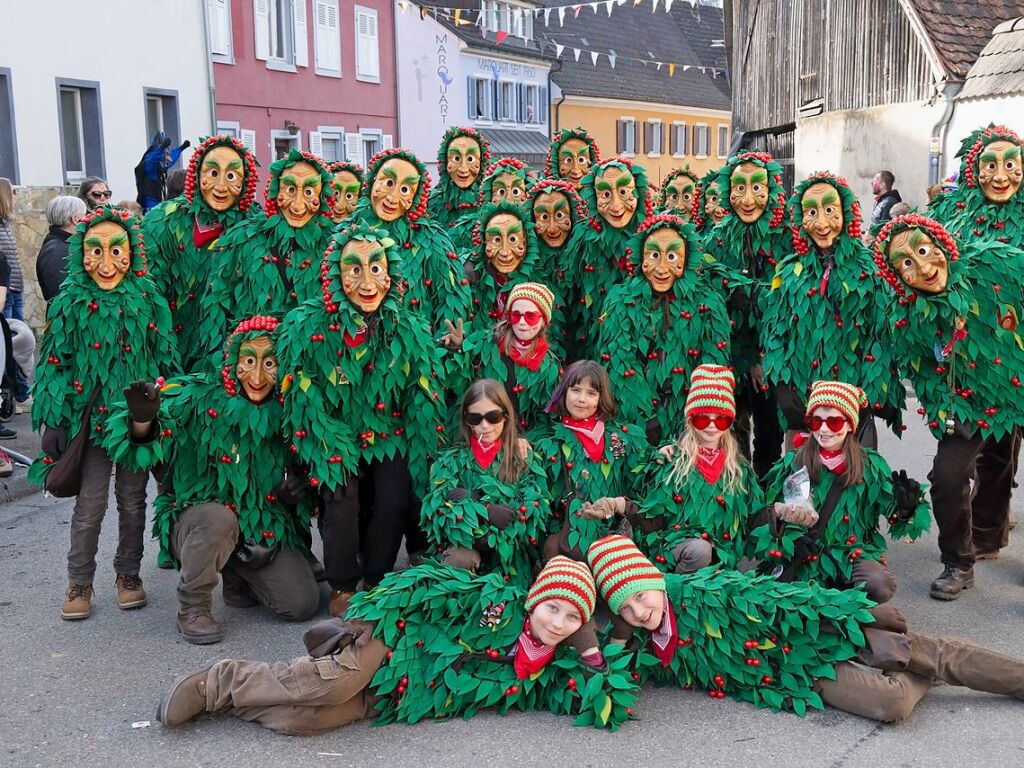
(3, 400, 1024, 768)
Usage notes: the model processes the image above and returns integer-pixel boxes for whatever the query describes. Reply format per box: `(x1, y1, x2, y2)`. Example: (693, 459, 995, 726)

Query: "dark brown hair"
(796, 432, 865, 488)
(460, 378, 526, 483)
(553, 360, 617, 420)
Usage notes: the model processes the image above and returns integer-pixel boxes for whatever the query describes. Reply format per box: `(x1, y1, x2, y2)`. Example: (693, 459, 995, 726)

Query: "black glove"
(41, 425, 68, 457)
(124, 380, 161, 423)
(446, 487, 483, 504)
(891, 470, 922, 519)
(161, 137, 172, 150)
(485, 503, 516, 530)
(275, 472, 308, 506)
(179, 140, 191, 151)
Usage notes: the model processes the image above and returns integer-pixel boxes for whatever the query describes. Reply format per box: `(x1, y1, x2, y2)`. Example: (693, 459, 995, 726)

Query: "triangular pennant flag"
(652, 0, 659, 10)
(574, 5, 583, 17)
(455, 9, 469, 26)
(590, 2, 599, 13)
(545, 8, 551, 24)
(668, 63, 675, 76)
(555, 43, 565, 57)
(608, 53, 617, 68)
(495, 30, 509, 44)
(682, 65, 690, 71)
(419, 6, 428, 19)
(574, 48, 582, 61)
(656, 62, 663, 70)
(559, 7, 566, 25)
(590, 50, 599, 65)
(606, 0, 615, 15)
(665, 0, 675, 9)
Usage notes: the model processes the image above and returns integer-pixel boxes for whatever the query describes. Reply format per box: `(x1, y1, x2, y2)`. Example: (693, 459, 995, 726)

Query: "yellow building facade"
(554, 95, 732, 186)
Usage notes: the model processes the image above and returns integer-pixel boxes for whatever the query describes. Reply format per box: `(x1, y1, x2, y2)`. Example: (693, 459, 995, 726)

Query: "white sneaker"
(14, 398, 32, 415)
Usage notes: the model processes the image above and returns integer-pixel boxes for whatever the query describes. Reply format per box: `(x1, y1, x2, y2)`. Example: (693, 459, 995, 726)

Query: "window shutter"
(669, 125, 676, 155)
(309, 131, 323, 157)
(315, 0, 341, 73)
(539, 86, 548, 125)
(208, 0, 232, 56)
(516, 84, 524, 123)
(240, 128, 257, 153)
(293, 0, 309, 66)
(468, 77, 478, 119)
(490, 80, 497, 120)
(344, 132, 363, 165)
(356, 9, 380, 80)
(253, 0, 270, 60)
(382, 134, 393, 149)
(644, 122, 652, 154)
(616, 120, 624, 154)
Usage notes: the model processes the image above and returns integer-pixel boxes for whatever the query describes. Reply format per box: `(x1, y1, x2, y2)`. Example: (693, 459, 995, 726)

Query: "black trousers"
(321, 455, 414, 592)
(928, 428, 1018, 569)
(734, 383, 783, 478)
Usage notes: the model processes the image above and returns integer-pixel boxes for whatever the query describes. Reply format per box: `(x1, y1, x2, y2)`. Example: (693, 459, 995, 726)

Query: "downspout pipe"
(930, 80, 963, 186)
(550, 58, 565, 132)
(200, 0, 218, 135)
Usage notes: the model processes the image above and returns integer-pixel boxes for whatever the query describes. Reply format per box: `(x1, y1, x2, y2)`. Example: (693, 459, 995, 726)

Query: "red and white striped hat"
(805, 380, 868, 430)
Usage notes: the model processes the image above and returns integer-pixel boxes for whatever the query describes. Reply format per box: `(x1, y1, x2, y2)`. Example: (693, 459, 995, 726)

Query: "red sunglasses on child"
(509, 310, 543, 325)
(805, 415, 849, 432)
(690, 414, 733, 431)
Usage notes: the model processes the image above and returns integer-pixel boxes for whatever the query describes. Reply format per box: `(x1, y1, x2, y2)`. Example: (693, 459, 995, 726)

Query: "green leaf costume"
(760, 172, 905, 432)
(752, 449, 930, 584)
(447, 158, 537, 251)
(871, 214, 1024, 441)
(142, 135, 262, 370)
(544, 127, 601, 189)
(326, 160, 364, 227)
(198, 149, 335, 362)
(596, 214, 731, 441)
(278, 222, 447, 492)
(654, 166, 700, 221)
(345, 563, 639, 730)
(350, 148, 472, 330)
(427, 126, 491, 230)
(30, 206, 180, 485)
(691, 167, 728, 243)
(420, 447, 550, 581)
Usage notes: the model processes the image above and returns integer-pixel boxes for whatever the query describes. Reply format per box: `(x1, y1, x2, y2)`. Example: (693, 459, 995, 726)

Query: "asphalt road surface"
(3, 401, 1024, 768)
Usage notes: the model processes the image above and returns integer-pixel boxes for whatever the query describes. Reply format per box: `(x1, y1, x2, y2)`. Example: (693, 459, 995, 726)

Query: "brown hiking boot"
(115, 573, 148, 609)
(974, 548, 1001, 561)
(60, 583, 93, 620)
(328, 590, 356, 618)
(929, 565, 974, 600)
(157, 668, 211, 727)
(177, 611, 225, 645)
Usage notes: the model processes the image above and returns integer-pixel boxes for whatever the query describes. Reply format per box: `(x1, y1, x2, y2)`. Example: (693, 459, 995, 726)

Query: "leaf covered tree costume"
(596, 214, 731, 444)
(448, 157, 537, 250)
(691, 166, 729, 243)
(31, 206, 180, 485)
(760, 172, 905, 438)
(654, 166, 700, 220)
(199, 149, 336, 361)
(545, 126, 601, 190)
(142, 135, 261, 370)
(327, 160, 364, 226)
(427, 126, 492, 230)
(350, 147, 472, 330)
(526, 177, 588, 286)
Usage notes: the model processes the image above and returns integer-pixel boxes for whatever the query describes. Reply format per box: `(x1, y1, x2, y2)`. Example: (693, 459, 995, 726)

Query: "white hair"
(45, 195, 87, 227)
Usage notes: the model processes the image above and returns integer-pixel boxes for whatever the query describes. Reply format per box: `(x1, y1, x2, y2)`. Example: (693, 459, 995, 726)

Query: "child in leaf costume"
(655, 166, 700, 221)
(31, 206, 179, 620)
(569, 157, 654, 355)
(928, 124, 1024, 248)
(427, 126, 491, 230)
(278, 222, 446, 614)
(760, 172, 904, 447)
(596, 214, 731, 445)
(590, 535, 1024, 722)
(705, 150, 789, 476)
(445, 282, 561, 435)
(350, 147, 471, 330)
(103, 316, 319, 644)
(545, 126, 600, 191)
(752, 381, 929, 603)
(871, 214, 1024, 600)
(142, 135, 261, 370)
(326, 160, 363, 225)
(157, 557, 640, 734)
(421, 379, 551, 582)
(447, 158, 538, 250)
(633, 366, 762, 572)
(691, 167, 728, 241)
(199, 149, 335, 360)
(535, 360, 648, 560)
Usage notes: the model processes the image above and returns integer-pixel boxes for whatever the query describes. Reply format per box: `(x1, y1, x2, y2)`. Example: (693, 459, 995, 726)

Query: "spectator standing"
(78, 177, 111, 211)
(36, 195, 86, 304)
(0, 179, 29, 406)
(165, 169, 186, 199)
(135, 132, 191, 211)
(867, 170, 902, 231)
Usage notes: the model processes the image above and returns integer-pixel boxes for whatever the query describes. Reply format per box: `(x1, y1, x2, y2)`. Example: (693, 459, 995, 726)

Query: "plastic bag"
(782, 466, 815, 516)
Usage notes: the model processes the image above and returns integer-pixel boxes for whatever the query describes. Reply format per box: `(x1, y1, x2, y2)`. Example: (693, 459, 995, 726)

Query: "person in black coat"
(36, 195, 86, 303)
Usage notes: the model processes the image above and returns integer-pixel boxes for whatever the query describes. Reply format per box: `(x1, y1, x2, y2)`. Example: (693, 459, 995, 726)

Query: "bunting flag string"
(397, 0, 710, 26)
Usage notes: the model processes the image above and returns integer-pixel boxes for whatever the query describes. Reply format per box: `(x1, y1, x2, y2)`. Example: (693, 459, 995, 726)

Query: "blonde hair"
(0, 178, 13, 221)
(493, 316, 548, 356)
(665, 422, 748, 495)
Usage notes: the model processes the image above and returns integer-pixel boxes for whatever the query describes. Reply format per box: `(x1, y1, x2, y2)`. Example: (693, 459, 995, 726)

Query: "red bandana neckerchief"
(820, 448, 846, 475)
(513, 617, 557, 679)
(471, 435, 501, 469)
(498, 335, 550, 372)
(562, 416, 605, 462)
(343, 325, 368, 348)
(696, 447, 725, 485)
(193, 217, 225, 249)
(649, 594, 678, 668)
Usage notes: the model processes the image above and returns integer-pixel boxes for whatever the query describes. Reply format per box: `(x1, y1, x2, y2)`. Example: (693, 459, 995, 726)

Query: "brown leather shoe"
(328, 590, 356, 618)
(974, 548, 1001, 561)
(115, 573, 148, 609)
(157, 668, 210, 727)
(177, 611, 225, 645)
(60, 583, 93, 620)
(929, 565, 974, 600)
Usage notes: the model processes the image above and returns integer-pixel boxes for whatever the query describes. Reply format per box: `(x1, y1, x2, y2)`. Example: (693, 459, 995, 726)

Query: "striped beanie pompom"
(506, 281, 555, 325)
(524, 556, 596, 623)
(805, 380, 868, 431)
(586, 535, 666, 615)
(684, 364, 736, 419)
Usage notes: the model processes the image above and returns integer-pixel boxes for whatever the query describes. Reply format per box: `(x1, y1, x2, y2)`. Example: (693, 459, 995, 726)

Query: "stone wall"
(9, 185, 74, 334)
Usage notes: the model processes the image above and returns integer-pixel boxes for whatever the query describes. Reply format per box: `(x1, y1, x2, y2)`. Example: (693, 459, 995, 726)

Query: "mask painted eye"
(555, 211, 567, 221)
(264, 358, 277, 370)
(622, 188, 634, 199)
(467, 156, 476, 165)
(226, 171, 238, 182)
(986, 162, 997, 172)
(111, 246, 123, 257)
(370, 263, 383, 275)
(753, 184, 763, 193)
(243, 356, 256, 366)
(805, 209, 817, 219)
(600, 190, 611, 200)
(1006, 160, 1016, 171)
(496, 188, 507, 198)
(646, 250, 659, 260)
(91, 247, 103, 257)
(667, 191, 678, 201)
(511, 187, 523, 198)
(208, 169, 219, 178)
(304, 187, 315, 198)
(578, 157, 589, 167)
(916, 245, 930, 257)
(825, 205, 836, 216)
(286, 185, 296, 195)
(667, 252, 679, 261)
(400, 185, 411, 196)
(349, 266, 361, 277)
(901, 257, 914, 270)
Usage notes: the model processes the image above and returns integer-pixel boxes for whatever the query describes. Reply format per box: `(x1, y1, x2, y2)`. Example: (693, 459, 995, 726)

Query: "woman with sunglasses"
(78, 177, 111, 211)
(420, 378, 550, 582)
(534, 360, 647, 561)
(750, 381, 930, 603)
(634, 365, 762, 573)
(443, 282, 560, 436)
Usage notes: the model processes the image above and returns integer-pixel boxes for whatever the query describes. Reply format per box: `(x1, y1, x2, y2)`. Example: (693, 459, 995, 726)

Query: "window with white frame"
(467, 76, 494, 121)
(254, 0, 308, 70)
(57, 81, 104, 183)
(272, 129, 301, 160)
(645, 119, 664, 156)
(317, 126, 345, 162)
(717, 124, 730, 158)
(145, 96, 164, 138)
(521, 84, 538, 123)
(217, 121, 241, 138)
(314, 0, 341, 75)
(694, 124, 711, 157)
(355, 5, 380, 82)
(616, 117, 637, 155)
(498, 81, 515, 122)
(207, 0, 234, 61)
(269, 0, 293, 62)
(479, 1, 533, 40)
(59, 87, 86, 180)
(0, 69, 17, 183)
(361, 129, 382, 164)
(670, 122, 688, 156)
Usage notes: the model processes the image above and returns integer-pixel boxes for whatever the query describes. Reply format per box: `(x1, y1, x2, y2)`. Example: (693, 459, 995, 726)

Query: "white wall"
(945, 95, 1024, 180)
(795, 100, 946, 213)
(0, 0, 213, 195)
